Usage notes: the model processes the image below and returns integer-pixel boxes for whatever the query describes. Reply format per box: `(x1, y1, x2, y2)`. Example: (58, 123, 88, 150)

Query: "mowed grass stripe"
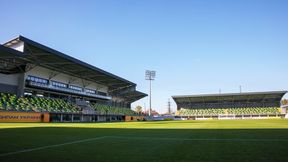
(108, 136, 288, 142)
(1, 119, 288, 129)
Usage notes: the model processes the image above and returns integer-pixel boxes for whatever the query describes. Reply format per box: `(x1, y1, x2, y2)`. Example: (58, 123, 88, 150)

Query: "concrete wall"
(0, 73, 24, 95)
(0, 73, 20, 86)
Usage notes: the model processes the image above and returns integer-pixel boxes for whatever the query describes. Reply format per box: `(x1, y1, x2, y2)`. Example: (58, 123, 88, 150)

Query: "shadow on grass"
(0, 127, 287, 162)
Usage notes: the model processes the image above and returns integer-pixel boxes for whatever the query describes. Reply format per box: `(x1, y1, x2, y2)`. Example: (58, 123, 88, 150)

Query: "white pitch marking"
(0, 136, 107, 157)
(107, 136, 288, 142)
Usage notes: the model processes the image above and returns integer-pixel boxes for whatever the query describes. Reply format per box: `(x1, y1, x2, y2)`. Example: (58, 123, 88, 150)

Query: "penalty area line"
(0, 136, 107, 157)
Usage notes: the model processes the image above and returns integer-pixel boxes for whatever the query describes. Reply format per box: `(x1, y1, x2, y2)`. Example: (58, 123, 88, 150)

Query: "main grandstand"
(0, 36, 147, 122)
(173, 91, 287, 120)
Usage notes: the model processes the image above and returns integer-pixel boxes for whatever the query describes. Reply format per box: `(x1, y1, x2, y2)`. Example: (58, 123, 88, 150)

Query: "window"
(26, 75, 48, 84)
(85, 89, 96, 94)
(69, 85, 82, 91)
(51, 81, 67, 88)
(98, 91, 107, 96)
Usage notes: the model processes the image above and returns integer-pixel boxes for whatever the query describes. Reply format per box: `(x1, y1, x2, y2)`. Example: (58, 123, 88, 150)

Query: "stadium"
(1, 1, 288, 161)
(173, 91, 287, 120)
(0, 36, 147, 123)
(0, 36, 288, 162)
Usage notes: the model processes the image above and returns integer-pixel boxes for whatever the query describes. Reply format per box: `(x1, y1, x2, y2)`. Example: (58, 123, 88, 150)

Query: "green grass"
(0, 119, 288, 162)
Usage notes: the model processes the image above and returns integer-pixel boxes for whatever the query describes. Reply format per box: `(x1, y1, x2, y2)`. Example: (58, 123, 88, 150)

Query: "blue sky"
(1, 0, 287, 113)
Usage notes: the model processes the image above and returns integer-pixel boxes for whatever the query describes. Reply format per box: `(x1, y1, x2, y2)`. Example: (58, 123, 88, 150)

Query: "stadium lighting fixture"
(145, 70, 156, 116)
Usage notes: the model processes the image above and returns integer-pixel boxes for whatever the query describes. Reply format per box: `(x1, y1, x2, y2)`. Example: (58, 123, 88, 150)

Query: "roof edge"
(172, 91, 288, 99)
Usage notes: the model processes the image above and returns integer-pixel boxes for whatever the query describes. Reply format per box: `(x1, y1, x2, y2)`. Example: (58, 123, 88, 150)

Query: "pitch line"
(0, 136, 107, 157)
(108, 136, 288, 142)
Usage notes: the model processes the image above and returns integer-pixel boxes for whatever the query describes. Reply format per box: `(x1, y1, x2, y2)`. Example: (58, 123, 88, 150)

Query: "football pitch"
(0, 119, 288, 162)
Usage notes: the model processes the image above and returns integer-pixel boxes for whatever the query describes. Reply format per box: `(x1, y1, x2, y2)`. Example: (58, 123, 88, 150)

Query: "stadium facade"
(0, 36, 147, 122)
(173, 91, 287, 120)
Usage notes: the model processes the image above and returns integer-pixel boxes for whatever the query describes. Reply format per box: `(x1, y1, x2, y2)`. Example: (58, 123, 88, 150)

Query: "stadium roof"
(2, 36, 137, 90)
(120, 90, 148, 103)
(0, 45, 29, 74)
(172, 91, 287, 104)
(1, 36, 147, 101)
(0, 44, 23, 57)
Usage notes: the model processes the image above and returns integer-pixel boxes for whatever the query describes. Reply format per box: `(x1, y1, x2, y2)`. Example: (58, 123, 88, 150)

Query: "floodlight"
(145, 70, 156, 116)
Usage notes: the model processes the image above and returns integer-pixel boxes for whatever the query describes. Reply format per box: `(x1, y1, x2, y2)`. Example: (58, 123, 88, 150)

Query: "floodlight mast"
(145, 70, 156, 116)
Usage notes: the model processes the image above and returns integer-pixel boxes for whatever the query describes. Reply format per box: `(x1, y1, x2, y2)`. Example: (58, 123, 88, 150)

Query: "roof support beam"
(48, 71, 61, 80)
(40, 62, 74, 65)
(32, 52, 54, 56)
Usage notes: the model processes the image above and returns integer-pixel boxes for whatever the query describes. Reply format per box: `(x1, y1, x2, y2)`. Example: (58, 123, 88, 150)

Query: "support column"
(17, 73, 25, 97)
(81, 115, 84, 122)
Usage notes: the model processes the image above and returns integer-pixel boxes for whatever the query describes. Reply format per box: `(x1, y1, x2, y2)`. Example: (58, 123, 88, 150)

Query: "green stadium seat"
(178, 107, 280, 116)
(0, 93, 80, 113)
(91, 103, 137, 116)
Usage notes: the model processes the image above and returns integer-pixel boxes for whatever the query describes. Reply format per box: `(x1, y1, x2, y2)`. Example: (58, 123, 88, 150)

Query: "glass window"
(69, 85, 82, 91)
(85, 89, 96, 94)
(26, 75, 48, 85)
(98, 91, 107, 96)
(51, 81, 67, 88)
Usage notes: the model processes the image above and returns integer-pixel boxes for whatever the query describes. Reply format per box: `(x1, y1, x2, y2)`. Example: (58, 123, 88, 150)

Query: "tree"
(135, 106, 143, 114)
(282, 99, 288, 105)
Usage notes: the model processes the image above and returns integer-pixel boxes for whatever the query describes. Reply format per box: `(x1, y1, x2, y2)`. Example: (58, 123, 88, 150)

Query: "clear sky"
(1, 0, 287, 113)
